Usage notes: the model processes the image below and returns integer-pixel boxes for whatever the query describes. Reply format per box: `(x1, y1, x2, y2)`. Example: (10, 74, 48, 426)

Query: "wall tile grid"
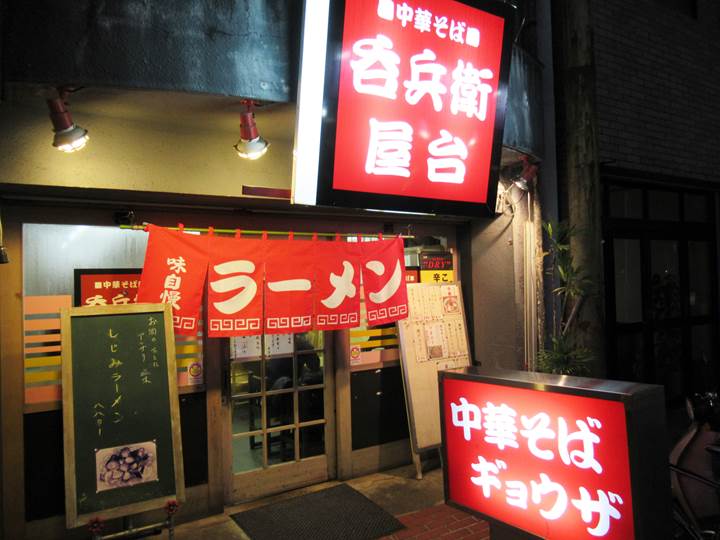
(591, 0, 720, 182)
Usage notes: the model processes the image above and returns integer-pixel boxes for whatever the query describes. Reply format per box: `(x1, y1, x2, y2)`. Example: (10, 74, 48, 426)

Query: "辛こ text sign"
(442, 378, 635, 539)
(332, 0, 509, 206)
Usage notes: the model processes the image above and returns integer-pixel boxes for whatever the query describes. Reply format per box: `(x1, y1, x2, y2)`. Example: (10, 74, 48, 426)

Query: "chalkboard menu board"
(61, 303, 184, 528)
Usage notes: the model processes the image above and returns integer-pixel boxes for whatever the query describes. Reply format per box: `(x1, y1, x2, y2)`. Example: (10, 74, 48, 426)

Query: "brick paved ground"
(381, 503, 490, 539)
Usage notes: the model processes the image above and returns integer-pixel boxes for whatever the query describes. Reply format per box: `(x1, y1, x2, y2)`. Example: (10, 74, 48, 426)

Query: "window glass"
(691, 325, 715, 393)
(688, 242, 712, 316)
(609, 186, 642, 219)
(267, 430, 295, 465)
(650, 240, 680, 319)
(232, 436, 263, 473)
(652, 0, 697, 17)
(614, 239, 642, 323)
(300, 425, 325, 458)
(231, 360, 262, 395)
(232, 398, 260, 434)
(648, 190, 680, 221)
(684, 194, 709, 223)
(266, 356, 293, 392)
(266, 394, 293, 428)
(616, 332, 645, 382)
(299, 389, 324, 422)
(298, 352, 324, 386)
(23, 224, 147, 295)
(654, 329, 684, 402)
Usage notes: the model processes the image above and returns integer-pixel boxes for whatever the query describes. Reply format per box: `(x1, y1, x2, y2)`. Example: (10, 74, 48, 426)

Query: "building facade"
(0, 1, 553, 538)
(554, 0, 720, 425)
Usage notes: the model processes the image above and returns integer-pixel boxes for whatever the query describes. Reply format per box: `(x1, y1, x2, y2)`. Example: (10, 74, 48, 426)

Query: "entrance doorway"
(224, 331, 336, 503)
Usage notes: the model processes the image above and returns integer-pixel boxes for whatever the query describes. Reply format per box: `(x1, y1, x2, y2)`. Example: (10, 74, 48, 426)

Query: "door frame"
(221, 332, 337, 504)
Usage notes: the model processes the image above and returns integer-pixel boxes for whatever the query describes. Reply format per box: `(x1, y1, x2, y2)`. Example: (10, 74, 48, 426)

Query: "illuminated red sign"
(442, 377, 635, 539)
(74, 269, 141, 307)
(310, 0, 513, 216)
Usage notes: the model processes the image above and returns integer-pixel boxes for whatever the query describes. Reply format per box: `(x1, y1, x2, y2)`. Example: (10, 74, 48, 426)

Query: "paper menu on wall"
(264, 333, 293, 356)
(407, 285, 424, 322)
(412, 320, 428, 363)
(443, 320, 463, 358)
(400, 282, 470, 365)
(424, 322, 449, 361)
(230, 335, 262, 359)
(440, 284, 461, 315)
(408, 283, 446, 322)
(426, 285, 444, 321)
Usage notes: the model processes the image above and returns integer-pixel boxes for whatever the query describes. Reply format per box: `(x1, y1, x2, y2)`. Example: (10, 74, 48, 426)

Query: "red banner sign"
(265, 238, 315, 334)
(137, 225, 209, 335)
(207, 235, 265, 337)
(136, 228, 409, 336)
(442, 378, 635, 540)
(314, 240, 362, 330)
(360, 237, 409, 325)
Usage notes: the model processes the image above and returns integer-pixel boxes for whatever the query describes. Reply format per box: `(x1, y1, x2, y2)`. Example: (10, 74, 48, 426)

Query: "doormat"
(230, 483, 405, 540)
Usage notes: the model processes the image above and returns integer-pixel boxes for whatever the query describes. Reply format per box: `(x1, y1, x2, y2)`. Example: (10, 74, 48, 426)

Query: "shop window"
(653, 0, 697, 18)
(684, 194, 709, 222)
(22, 223, 204, 405)
(613, 239, 642, 323)
(649, 240, 681, 320)
(604, 181, 718, 411)
(688, 241, 712, 316)
(648, 190, 680, 222)
(21, 223, 207, 520)
(609, 185, 643, 219)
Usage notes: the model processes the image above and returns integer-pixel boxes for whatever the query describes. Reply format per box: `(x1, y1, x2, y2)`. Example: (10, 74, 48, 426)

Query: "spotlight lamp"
(234, 100, 269, 160)
(46, 88, 88, 153)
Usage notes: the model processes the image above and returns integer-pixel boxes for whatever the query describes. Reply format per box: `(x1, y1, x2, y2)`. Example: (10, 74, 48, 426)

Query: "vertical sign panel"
(294, 0, 514, 216)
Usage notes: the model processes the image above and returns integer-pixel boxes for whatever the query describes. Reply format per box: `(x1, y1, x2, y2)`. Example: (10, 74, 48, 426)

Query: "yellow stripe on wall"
(25, 370, 62, 384)
(349, 328, 397, 338)
(356, 339, 399, 350)
(25, 356, 62, 369)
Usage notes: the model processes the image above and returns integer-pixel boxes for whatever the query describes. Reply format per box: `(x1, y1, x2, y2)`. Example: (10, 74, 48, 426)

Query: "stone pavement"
(166, 464, 490, 539)
(381, 504, 490, 539)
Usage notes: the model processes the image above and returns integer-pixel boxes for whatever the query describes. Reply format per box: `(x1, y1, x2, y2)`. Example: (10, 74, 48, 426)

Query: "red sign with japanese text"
(76, 271, 140, 307)
(137, 225, 209, 335)
(442, 377, 635, 540)
(136, 228, 410, 334)
(314, 240, 362, 330)
(332, 0, 509, 207)
(264, 239, 315, 334)
(360, 237, 409, 325)
(207, 235, 265, 337)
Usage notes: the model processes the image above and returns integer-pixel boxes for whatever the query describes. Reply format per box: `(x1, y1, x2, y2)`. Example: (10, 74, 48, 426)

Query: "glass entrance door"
(225, 331, 335, 503)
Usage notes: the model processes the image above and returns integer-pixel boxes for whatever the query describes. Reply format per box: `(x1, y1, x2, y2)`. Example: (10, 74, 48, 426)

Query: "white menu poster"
(397, 282, 471, 453)
(263, 333, 294, 356)
(230, 335, 262, 359)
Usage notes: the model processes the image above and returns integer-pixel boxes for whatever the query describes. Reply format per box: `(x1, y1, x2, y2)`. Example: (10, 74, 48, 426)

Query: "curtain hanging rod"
(119, 224, 414, 239)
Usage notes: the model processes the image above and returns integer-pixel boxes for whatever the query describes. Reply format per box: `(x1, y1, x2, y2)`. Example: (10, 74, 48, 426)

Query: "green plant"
(536, 221, 594, 376)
